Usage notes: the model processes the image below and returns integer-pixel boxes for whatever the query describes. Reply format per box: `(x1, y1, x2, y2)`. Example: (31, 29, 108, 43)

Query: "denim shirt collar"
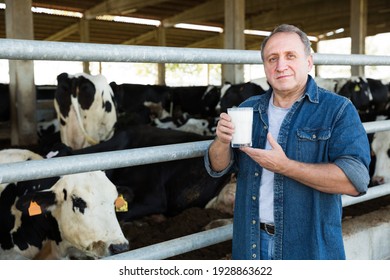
(257, 75, 319, 115)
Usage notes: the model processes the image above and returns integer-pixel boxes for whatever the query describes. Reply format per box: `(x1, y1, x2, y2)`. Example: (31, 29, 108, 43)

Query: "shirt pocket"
(296, 128, 331, 163)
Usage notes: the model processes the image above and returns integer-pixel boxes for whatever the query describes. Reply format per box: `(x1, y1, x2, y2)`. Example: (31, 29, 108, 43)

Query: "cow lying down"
(49, 125, 232, 222)
(0, 149, 128, 260)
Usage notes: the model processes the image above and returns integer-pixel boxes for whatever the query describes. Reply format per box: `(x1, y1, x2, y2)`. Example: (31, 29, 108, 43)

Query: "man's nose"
(276, 58, 288, 72)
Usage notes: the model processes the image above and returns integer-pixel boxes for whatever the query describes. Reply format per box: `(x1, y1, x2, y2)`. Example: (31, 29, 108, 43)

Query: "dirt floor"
(120, 207, 234, 260)
(120, 194, 390, 260)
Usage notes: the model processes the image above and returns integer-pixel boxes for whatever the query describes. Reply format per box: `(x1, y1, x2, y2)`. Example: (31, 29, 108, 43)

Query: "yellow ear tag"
(354, 84, 360, 92)
(115, 195, 128, 212)
(28, 201, 42, 216)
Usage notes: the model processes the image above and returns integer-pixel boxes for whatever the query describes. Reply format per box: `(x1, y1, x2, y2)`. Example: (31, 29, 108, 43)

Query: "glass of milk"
(227, 107, 253, 148)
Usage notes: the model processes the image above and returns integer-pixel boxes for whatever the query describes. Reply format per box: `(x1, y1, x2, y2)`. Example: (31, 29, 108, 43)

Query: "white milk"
(227, 107, 253, 147)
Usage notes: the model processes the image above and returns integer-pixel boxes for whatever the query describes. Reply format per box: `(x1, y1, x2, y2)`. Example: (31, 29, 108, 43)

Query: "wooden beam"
(84, 0, 166, 19)
(122, 29, 157, 45)
(162, 0, 223, 27)
(45, 23, 78, 41)
(246, 0, 350, 31)
(186, 34, 223, 48)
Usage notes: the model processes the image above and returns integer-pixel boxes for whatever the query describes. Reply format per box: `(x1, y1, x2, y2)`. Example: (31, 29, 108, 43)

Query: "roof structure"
(1, 0, 389, 50)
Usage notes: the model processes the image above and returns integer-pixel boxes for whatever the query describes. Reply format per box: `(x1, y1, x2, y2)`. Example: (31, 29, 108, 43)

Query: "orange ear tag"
(28, 201, 42, 216)
(115, 195, 128, 212)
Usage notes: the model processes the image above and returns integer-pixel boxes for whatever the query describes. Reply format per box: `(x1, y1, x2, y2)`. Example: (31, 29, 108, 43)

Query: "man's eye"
(269, 57, 277, 63)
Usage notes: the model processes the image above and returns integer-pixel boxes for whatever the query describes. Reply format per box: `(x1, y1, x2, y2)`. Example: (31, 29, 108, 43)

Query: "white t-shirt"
(259, 94, 290, 224)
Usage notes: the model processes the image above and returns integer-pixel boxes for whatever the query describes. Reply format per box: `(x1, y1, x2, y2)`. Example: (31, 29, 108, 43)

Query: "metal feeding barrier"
(0, 39, 390, 259)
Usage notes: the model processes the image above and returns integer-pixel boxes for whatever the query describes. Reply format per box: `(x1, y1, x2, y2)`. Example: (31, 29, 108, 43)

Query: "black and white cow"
(0, 83, 10, 122)
(218, 82, 265, 113)
(143, 101, 215, 136)
(54, 72, 117, 150)
(337, 77, 389, 122)
(110, 82, 171, 127)
(50, 125, 232, 222)
(370, 130, 390, 186)
(169, 85, 221, 119)
(205, 173, 236, 216)
(0, 149, 129, 260)
(110, 82, 221, 129)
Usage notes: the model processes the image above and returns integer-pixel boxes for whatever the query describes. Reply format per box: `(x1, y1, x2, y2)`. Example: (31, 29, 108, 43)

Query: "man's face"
(262, 32, 313, 95)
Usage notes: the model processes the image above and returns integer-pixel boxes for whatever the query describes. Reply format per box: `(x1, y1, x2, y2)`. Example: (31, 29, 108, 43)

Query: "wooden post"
(5, 0, 37, 146)
(222, 0, 245, 84)
(80, 18, 91, 74)
(157, 26, 166, 85)
(350, 0, 367, 76)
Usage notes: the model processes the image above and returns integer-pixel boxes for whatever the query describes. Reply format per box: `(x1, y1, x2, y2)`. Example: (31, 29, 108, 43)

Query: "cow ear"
(57, 72, 69, 83)
(15, 191, 57, 216)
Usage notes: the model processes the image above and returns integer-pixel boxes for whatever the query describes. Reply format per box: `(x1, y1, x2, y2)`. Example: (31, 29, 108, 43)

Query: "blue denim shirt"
(204, 75, 371, 260)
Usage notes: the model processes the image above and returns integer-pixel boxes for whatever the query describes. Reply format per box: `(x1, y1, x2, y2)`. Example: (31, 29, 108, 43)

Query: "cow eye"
(72, 195, 87, 214)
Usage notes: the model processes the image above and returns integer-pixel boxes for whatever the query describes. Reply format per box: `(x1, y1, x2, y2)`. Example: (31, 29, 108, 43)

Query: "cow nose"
(109, 243, 129, 255)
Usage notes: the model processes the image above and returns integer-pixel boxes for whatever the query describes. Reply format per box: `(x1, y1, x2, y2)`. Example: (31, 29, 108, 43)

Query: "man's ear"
(307, 54, 314, 72)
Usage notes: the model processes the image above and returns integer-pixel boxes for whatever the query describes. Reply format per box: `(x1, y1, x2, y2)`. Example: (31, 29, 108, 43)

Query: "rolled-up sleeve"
(335, 155, 370, 196)
(203, 143, 235, 178)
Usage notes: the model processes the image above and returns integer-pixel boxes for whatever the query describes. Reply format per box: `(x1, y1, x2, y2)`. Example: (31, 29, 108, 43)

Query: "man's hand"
(215, 112, 234, 145)
(240, 132, 290, 174)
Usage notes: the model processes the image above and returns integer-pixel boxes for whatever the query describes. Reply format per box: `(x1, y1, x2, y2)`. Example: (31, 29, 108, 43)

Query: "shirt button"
(254, 172, 259, 176)
(252, 195, 256, 201)
(252, 244, 257, 249)
(312, 134, 317, 139)
(252, 254, 256, 258)
(264, 125, 267, 130)
(252, 220, 256, 225)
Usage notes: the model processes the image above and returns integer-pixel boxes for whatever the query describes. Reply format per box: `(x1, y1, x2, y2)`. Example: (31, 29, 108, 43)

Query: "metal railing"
(1, 39, 390, 65)
(1, 38, 390, 260)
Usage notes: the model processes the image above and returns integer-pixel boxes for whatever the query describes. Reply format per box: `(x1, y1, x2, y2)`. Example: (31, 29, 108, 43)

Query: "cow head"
(0, 149, 128, 259)
(371, 130, 390, 186)
(54, 72, 117, 150)
(14, 171, 129, 259)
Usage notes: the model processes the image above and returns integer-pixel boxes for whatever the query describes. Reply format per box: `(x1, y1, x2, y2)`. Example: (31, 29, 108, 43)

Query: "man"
(204, 24, 371, 260)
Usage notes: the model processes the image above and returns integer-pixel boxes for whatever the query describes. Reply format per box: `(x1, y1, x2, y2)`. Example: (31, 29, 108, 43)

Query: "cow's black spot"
(76, 76, 95, 110)
(104, 100, 112, 113)
(63, 189, 67, 201)
(55, 73, 72, 118)
(72, 195, 87, 214)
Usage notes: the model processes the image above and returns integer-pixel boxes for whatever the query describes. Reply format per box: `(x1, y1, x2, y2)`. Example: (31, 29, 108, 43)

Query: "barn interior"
(1, 0, 389, 146)
(1, 0, 390, 261)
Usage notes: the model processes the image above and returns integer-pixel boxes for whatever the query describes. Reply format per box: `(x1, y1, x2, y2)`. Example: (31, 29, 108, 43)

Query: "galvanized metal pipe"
(1, 120, 390, 184)
(103, 183, 390, 260)
(0, 140, 212, 184)
(104, 224, 233, 260)
(363, 119, 390, 134)
(1, 39, 390, 65)
(342, 183, 390, 207)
